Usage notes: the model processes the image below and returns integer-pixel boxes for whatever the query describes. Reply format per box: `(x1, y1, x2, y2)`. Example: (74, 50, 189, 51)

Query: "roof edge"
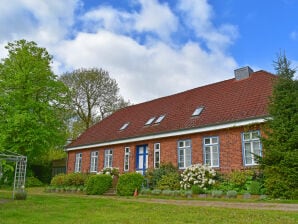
(65, 117, 269, 151)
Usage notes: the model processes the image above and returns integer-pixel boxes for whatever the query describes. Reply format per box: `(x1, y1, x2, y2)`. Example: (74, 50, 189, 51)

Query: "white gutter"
(66, 117, 267, 151)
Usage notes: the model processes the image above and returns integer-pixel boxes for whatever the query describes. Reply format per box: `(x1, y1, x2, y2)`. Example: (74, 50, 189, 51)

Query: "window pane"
(204, 138, 210, 144)
(252, 131, 259, 139)
(212, 137, 218, 144)
(185, 148, 191, 167)
(179, 141, 184, 148)
(243, 133, 251, 140)
(185, 140, 191, 147)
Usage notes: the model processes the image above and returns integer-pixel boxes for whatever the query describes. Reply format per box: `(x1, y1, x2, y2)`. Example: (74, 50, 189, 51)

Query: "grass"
(0, 189, 297, 224)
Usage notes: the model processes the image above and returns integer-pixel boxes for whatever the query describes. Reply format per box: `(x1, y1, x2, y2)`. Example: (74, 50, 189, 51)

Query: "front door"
(136, 145, 148, 175)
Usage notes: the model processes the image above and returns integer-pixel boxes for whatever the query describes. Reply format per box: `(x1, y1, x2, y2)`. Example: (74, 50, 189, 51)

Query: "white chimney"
(234, 66, 253, 80)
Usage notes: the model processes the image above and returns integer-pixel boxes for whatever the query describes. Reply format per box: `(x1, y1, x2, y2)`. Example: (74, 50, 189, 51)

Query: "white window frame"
(178, 140, 192, 169)
(124, 147, 130, 171)
(145, 117, 155, 125)
(74, 153, 82, 173)
(154, 143, 161, 168)
(90, 151, 98, 173)
(242, 130, 262, 166)
(104, 149, 113, 168)
(203, 136, 219, 167)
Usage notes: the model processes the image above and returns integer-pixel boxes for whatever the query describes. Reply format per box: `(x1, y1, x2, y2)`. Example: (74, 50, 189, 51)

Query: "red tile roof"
(67, 70, 276, 148)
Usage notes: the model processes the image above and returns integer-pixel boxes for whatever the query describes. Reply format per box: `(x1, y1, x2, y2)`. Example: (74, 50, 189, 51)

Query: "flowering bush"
(180, 164, 216, 190)
(98, 167, 119, 177)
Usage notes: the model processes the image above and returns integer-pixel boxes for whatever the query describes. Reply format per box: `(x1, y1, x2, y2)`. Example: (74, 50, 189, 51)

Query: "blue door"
(136, 145, 148, 175)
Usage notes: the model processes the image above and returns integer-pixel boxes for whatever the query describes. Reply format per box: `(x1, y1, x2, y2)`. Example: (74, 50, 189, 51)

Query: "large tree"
(60, 68, 130, 138)
(261, 53, 298, 199)
(0, 40, 69, 163)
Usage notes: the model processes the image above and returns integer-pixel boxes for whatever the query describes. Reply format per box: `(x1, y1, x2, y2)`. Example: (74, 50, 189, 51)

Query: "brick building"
(65, 67, 276, 174)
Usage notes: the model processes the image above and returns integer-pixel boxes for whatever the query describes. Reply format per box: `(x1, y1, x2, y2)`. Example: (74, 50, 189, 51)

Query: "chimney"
(234, 66, 253, 80)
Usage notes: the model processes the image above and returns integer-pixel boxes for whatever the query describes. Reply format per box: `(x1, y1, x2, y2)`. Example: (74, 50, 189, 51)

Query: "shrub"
(50, 173, 67, 186)
(151, 189, 161, 195)
(156, 172, 181, 190)
(211, 190, 223, 198)
(140, 188, 151, 195)
(226, 190, 237, 198)
(145, 163, 178, 189)
(99, 167, 119, 177)
(162, 189, 174, 196)
(85, 174, 112, 195)
(228, 170, 254, 189)
(116, 173, 144, 196)
(26, 176, 44, 187)
(180, 164, 216, 190)
(191, 185, 205, 194)
(65, 173, 88, 187)
(249, 181, 261, 195)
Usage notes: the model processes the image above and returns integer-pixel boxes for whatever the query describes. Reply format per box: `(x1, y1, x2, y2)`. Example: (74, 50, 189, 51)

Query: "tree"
(0, 40, 69, 164)
(60, 68, 130, 138)
(261, 53, 298, 199)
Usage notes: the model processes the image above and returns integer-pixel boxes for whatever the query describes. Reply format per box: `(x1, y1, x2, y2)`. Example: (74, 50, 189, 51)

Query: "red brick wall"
(67, 125, 263, 174)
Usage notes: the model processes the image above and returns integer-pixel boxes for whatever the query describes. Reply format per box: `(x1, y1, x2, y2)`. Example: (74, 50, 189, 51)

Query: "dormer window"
(120, 122, 129, 131)
(192, 106, 204, 116)
(155, 115, 165, 124)
(145, 117, 155, 126)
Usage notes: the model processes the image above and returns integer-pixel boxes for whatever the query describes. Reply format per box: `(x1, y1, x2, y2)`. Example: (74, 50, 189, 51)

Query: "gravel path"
(116, 197, 298, 212)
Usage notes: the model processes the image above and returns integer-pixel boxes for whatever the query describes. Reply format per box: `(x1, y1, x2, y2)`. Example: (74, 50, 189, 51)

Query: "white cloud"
(82, 0, 178, 41)
(177, 0, 238, 52)
(290, 31, 297, 40)
(0, 0, 239, 103)
(55, 31, 236, 103)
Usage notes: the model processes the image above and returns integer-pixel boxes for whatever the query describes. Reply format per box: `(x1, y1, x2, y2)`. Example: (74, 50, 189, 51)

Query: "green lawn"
(0, 191, 297, 224)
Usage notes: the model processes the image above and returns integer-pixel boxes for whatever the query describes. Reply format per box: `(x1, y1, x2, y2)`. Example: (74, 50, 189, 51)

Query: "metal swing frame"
(0, 150, 27, 199)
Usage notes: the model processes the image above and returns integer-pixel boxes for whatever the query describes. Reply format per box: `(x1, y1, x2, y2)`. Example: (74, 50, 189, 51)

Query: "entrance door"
(136, 145, 148, 175)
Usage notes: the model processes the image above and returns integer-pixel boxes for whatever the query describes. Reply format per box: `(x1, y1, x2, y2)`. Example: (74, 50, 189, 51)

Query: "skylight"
(155, 115, 165, 124)
(120, 122, 129, 131)
(192, 106, 204, 116)
(145, 117, 155, 126)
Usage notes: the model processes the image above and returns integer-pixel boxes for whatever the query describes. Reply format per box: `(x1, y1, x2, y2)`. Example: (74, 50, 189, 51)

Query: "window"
(104, 149, 113, 168)
(192, 106, 204, 116)
(203, 137, 219, 167)
(124, 147, 130, 171)
(242, 131, 261, 166)
(74, 153, 82, 173)
(154, 143, 160, 168)
(145, 117, 155, 125)
(178, 140, 192, 169)
(90, 151, 98, 173)
(155, 115, 165, 124)
(120, 122, 129, 131)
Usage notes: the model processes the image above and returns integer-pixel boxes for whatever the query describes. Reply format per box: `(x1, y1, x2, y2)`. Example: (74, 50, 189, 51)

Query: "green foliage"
(64, 173, 88, 186)
(145, 163, 178, 189)
(151, 189, 161, 195)
(50, 173, 89, 187)
(191, 185, 206, 194)
(249, 181, 261, 195)
(60, 68, 130, 138)
(0, 39, 70, 164)
(261, 53, 298, 199)
(156, 172, 181, 190)
(211, 190, 223, 198)
(116, 173, 144, 196)
(226, 190, 237, 198)
(50, 173, 67, 186)
(228, 170, 254, 188)
(25, 176, 44, 187)
(85, 174, 112, 195)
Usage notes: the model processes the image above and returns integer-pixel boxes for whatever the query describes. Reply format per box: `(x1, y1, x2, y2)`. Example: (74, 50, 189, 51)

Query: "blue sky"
(0, 0, 297, 103)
